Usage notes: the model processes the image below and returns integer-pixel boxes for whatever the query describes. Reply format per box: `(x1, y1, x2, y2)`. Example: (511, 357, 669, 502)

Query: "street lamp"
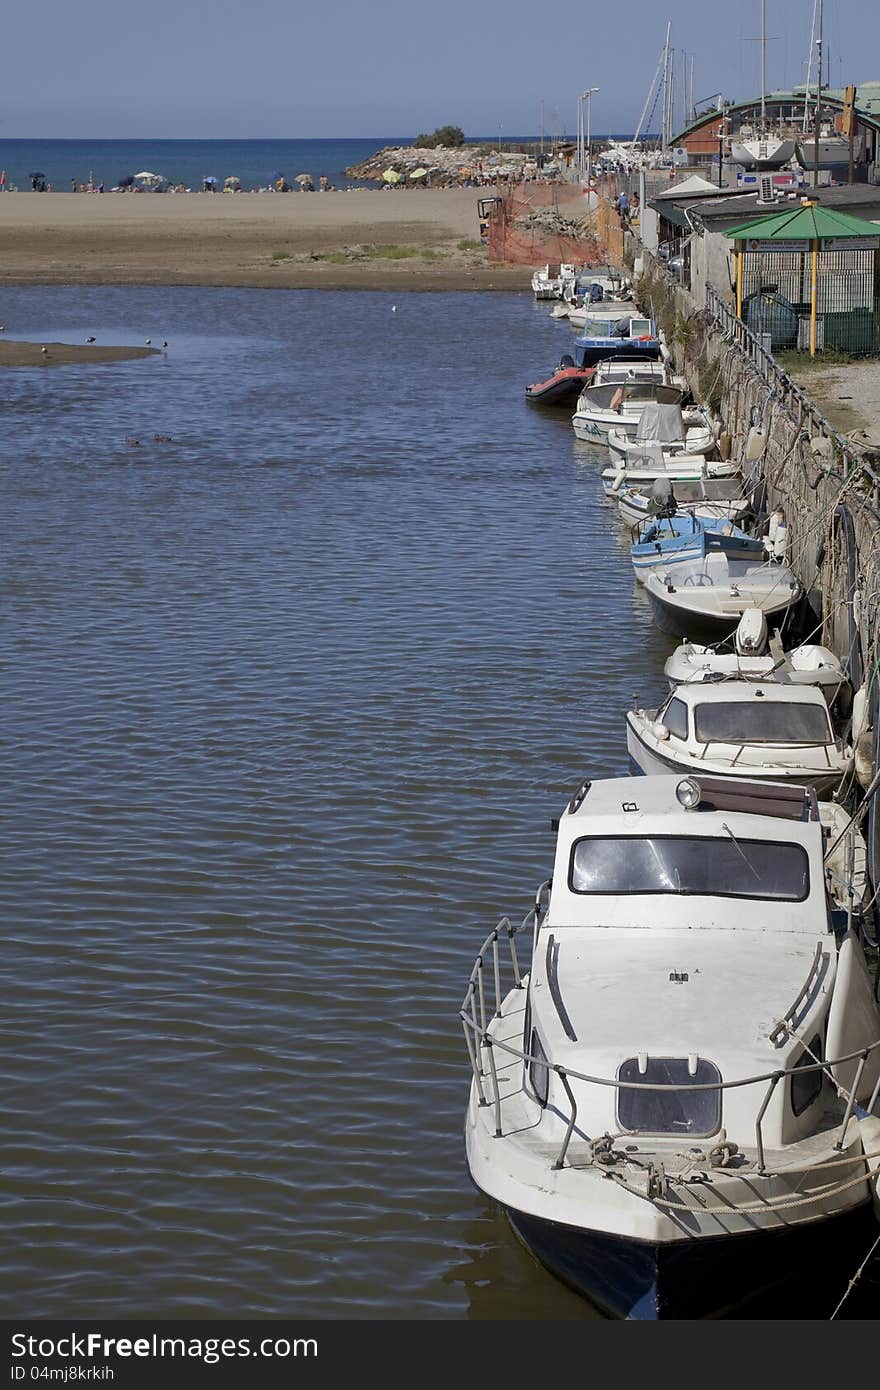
(581, 88, 599, 184)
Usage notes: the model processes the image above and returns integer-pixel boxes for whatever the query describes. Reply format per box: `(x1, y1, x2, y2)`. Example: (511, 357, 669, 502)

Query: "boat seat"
(627, 440, 666, 468)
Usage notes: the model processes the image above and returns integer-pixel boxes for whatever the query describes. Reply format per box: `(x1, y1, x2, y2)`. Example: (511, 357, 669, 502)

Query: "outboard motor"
(648, 476, 675, 518)
(734, 607, 769, 656)
(589, 282, 604, 303)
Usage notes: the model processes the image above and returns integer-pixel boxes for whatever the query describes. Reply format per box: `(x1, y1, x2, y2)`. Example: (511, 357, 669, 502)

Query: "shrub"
(414, 125, 465, 149)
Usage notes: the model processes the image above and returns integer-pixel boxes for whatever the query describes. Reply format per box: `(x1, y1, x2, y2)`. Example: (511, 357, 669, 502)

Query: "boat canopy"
(634, 402, 687, 442)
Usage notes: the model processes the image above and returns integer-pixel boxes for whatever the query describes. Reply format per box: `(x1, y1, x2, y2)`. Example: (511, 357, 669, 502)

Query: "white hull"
(625, 714, 847, 794)
(730, 137, 797, 169)
(602, 459, 739, 492)
(616, 489, 748, 529)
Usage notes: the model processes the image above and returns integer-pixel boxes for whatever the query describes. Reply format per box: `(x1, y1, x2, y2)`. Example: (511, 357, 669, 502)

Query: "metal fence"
(739, 247, 880, 357)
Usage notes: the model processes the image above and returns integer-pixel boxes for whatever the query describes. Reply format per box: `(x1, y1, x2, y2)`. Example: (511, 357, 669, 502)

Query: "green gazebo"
(726, 200, 880, 356)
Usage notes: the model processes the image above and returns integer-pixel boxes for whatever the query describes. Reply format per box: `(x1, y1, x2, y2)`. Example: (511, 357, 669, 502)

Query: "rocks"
(511, 206, 594, 242)
(345, 144, 542, 187)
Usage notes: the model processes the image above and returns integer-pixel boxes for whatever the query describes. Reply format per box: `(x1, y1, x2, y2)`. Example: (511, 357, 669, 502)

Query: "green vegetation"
(457, 239, 483, 252)
(778, 349, 854, 370)
(364, 244, 445, 260)
(271, 250, 291, 261)
(413, 125, 465, 149)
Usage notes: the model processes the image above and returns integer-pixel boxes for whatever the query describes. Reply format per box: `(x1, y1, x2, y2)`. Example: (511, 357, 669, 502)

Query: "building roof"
(653, 174, 728, 199)
(675, 184, 880, 234)
(672, 83, 880, 144)
(726, 201, 880, 241)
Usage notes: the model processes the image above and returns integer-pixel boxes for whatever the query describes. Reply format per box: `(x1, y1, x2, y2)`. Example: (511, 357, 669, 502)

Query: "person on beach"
(71, 178, 77, 192)
(0, 170, 5, 191)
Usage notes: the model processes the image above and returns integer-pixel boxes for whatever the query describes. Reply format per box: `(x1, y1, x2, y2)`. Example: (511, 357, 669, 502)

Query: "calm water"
(0, 287, 869, 1320)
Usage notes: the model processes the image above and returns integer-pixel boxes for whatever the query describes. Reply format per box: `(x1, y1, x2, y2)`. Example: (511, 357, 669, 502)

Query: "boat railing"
(460, 909, 880, 1200)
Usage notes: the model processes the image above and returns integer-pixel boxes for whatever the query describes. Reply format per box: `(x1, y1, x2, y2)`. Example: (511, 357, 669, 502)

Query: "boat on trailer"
(461, 773, 880, 1319)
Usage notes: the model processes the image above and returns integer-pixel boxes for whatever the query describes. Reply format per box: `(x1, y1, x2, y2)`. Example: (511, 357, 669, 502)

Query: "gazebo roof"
(726, 201, 880, 241)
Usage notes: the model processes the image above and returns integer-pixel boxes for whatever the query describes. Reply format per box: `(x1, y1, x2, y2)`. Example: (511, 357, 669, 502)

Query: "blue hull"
(506, 1202, 876, 1319)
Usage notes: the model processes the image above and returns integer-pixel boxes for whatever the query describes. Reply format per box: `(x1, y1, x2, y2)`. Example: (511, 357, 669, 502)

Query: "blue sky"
(4, 0, 878, 138)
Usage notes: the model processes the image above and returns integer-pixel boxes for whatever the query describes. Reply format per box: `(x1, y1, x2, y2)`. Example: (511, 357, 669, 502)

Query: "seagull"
(144, 338, 152, 345)
(161, 341, 168, 350)
(86, 336, 96, 343)
(40, 346, 48, 354)
(391, 305, 396, 313)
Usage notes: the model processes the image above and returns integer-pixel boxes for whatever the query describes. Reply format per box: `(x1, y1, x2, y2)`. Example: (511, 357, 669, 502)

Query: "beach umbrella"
(409, 167, 428, 179)
(224, 176, 241, 189)
(294, 173, 313, 184)
(203, 175, 218, 185)
(382, 168, 401, 184)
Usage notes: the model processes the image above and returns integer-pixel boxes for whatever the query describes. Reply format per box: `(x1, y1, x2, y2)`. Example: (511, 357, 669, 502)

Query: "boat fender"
(852, 686, 870, 741)
(610, 387, 625, 413)
(745, 425, 765, 461)
(767, 506, 789, 560)
(719, 430, 732, 461)
(652, 720, 671, 741)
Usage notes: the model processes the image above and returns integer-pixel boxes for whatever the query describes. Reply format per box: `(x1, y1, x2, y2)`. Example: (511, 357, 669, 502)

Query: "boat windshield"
(693, 701, 833, 745)
(570, 835, 809, 900)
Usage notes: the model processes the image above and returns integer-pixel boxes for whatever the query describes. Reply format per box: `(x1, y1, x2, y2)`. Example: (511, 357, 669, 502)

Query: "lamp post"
(581, 88, 599, 185)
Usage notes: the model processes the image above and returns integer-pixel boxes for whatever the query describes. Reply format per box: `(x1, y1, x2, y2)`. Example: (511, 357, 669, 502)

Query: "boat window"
(528, 1029, 549, 1107)
(617, 1057, 721, 1136)
(662, 697, 689, 740)
(569, 835, 809, 900)
(790, 1035, 823, 1116)
(693, 701, 833, 745)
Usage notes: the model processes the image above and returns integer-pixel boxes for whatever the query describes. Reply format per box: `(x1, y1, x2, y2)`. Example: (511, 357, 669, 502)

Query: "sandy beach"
(0, 188, 530, 293)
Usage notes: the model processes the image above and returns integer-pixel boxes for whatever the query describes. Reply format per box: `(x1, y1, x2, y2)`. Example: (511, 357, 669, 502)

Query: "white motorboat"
(462, 773, 880, 1319)
(573, 372, 701, 445)
(665, 617, 849, 706)
(602, 451, 740, 497)
(641, 552, 802, 641)
(531, 262, 577, 300)
(630, 513, 764, 585)
(607, 402, 716, 470)
(626, 680, 850, 794)
(616, 476, 752, 530)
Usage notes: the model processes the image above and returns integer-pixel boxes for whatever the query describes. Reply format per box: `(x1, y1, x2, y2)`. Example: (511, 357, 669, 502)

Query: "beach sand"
(0, 189, 530, 292)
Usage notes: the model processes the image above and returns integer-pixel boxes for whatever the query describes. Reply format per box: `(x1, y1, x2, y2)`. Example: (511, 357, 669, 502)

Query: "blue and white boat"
(630, 513, 764, 584)
(572, 312, 660, 368)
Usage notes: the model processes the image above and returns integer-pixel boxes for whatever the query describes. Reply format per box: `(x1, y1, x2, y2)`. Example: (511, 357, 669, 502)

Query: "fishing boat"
(461, 773, 880, 1319)
(572, 366, 694, 444)
(625, 680, 850, 793)
(607, 402, 716, 470)
(630, 513, 764, 584)
(641, 552, 802, 641)
(615, 476, 752, 530)
(571, 313, 660, 370)
(525, 356, 594, 407)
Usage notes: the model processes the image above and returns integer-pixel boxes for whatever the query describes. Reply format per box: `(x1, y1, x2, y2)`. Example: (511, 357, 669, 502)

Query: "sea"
(1, 283, 873, 1323)
(0, 135, 648, 192)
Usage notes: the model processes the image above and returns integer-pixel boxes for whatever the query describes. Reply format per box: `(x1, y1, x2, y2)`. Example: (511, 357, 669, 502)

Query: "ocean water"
(0, 134, 654, 193)
(0, 284, 872, 1321)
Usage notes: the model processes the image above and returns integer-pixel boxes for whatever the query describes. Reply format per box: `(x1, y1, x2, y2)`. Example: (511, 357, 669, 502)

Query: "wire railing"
(461, 901, 880, 1210)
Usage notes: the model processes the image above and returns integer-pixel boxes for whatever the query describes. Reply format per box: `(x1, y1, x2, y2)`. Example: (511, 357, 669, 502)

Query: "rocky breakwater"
(345, 144, 544, 187)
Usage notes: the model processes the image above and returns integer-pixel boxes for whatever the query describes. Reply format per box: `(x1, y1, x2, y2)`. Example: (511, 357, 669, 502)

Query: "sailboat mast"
(661, 21, 671, 150)
(760, 0, 766, 125)
(813, 0, 823, 183)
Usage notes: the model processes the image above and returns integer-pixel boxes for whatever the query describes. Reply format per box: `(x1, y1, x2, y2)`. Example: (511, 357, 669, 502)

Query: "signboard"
(841, 85, 857, 137)
(822, 236, 879, 250)
(746, 238, 811, 252)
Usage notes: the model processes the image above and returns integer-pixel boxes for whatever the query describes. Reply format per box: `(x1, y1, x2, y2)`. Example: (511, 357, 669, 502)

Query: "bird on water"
(86, 336, 96, 343)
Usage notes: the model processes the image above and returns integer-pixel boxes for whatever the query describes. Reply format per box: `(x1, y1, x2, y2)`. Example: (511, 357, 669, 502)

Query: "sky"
(3, 0, 879, 139)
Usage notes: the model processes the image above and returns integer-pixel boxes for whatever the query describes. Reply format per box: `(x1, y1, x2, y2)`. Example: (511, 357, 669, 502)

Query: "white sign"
(822, 236, 879, 250)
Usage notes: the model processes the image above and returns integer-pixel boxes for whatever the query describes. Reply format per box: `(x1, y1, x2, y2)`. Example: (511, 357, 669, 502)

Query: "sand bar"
(0, 189, 530, 292)
(0, 339, 158, 367)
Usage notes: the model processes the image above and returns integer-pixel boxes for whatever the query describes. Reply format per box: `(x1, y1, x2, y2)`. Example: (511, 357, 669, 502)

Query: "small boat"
(572, 313, 660, 369)
(626, 679, 850, 793)
(630, 513, 764, 584)
(531, 263, 577, 301)
(462, 772, 880, 1319)
(615, 476, 752, 530)
(641, 552, 802, 641)
(525, 355, 594, 407)
(664, 612, 849, 706)
(607, 401, 716, 470)
(573, 367, 693, 444)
